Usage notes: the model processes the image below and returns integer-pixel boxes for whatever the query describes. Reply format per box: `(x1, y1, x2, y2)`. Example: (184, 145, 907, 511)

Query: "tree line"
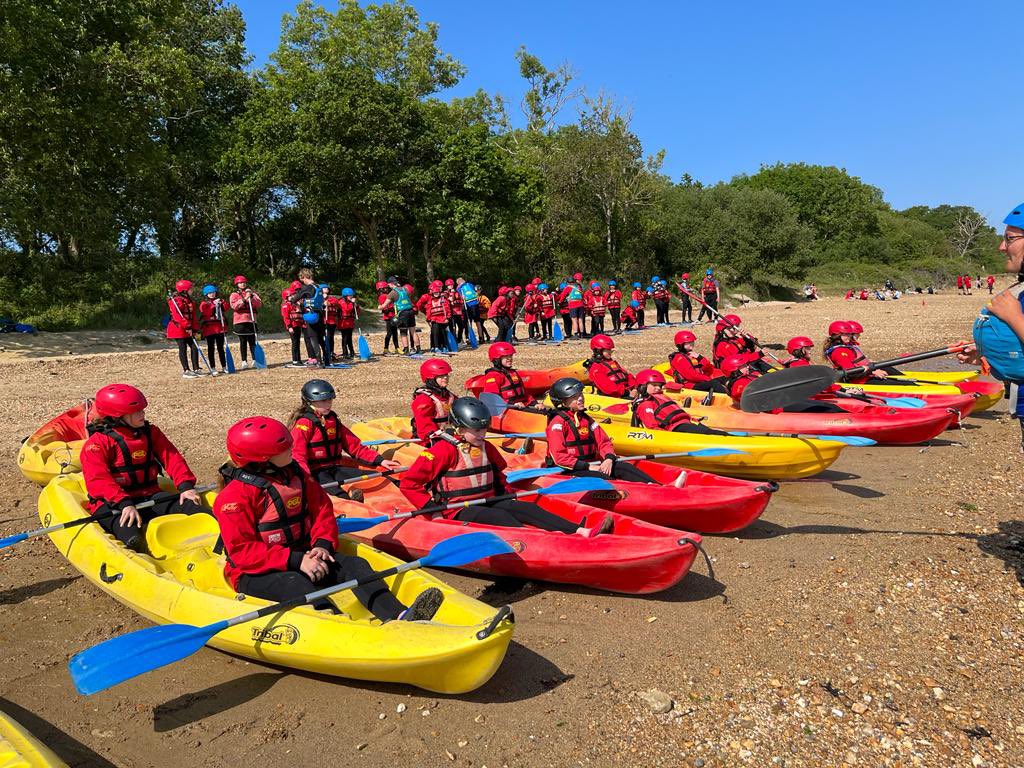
(0, 0, 1001, 330)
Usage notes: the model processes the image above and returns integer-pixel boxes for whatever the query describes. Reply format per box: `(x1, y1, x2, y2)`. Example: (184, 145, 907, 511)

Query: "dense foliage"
(0, 0, 1002, 329)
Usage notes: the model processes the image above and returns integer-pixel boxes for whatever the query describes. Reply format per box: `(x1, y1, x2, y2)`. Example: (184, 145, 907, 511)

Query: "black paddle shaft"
(841, 345, 968, 381)
(739, 365, 839, 413)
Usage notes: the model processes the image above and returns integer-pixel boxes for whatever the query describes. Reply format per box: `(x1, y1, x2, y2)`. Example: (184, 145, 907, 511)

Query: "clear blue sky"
(234, 0, 1021, 225)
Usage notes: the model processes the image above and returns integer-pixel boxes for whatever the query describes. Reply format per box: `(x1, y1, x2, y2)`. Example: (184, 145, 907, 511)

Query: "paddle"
(552, 322, 564, 342)
(675, 282, 785, 367)
(216, 302, 236, 373)
(338, 476, 614, 530)
(68, 531, 512, 696)
(447, 328, 459, 353)
(833, 389, 926, 409)
(360, 437, 422, 447)
(168, 295, 215, 376)
(505, 449, 750, 483)
(247, 296, 267, 369)
(479, 392, 550, 418)
(353, 305, 371, 361)
(0, 484, 218, 551)
(727, 431, 876, 446)
(839, 344, 973, 382)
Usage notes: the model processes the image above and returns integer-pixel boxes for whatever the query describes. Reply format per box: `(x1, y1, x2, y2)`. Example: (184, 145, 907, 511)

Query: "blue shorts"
(570, 306, 585, 319)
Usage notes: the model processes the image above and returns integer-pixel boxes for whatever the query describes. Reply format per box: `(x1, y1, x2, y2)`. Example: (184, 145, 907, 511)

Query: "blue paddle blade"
(360, 437, 418, 447)
(479, 392, 509, 416)
(225, 345, 236, 373)
(467, 323, 479, 349)
(336, 515, 389, 532)
(501, 432, 545, 439)
(446, 330, 459, 353)
(69, 619, 229, 696)
(419, 531, 513, 568)
(882, 396, 925, 408)
(552, 323, 564, 342)
(0, 532, 29, 549)
(506, 467, 563, 482)
(811, 434, 876, 446)
(534, 477, 613, 495)
(357, 332, 371, 360)
(252, 343, 267, 369)
(685, 447, 749, 457)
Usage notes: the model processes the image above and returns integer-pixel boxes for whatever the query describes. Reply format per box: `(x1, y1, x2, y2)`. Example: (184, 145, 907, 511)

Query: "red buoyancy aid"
(713, 337, 746, 365)
(825, 344, 868, 368)
(631, 393, 690, 430)
(324, 298, 340, 325)
(537, 293, 556, 317)
(728, 372, 758, 400)
(668, 350, 714, 384)
(606, 289, 622, 308)
(426, 296, 450, 323)
(485, 366, 529, 404)
(436, 444, 498, 506)
(652, 285, 669, 301)
(295, 409, 344, 472)
(89, 423, 162, 497)
(782, 356, 810, 368)
(411, 386, 454, 436)
(378, 293, 395, 320)
(589, 293, 607, 315)
(587, 358, 631, 395)
(221, 464, 310, 548)
(548, 409, 600, 462)
(702, 277, 717, 294)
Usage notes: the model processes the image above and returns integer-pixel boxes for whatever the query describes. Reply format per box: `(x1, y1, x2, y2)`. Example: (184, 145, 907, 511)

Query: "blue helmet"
(202, 284, 217, 296)
(559, 281, 567, 290)
(658, 279, 667, 286)
(538, 283, 548, 290)
(652, 275, 661, 284)
(632, 281, 641, 288)
(706, 268, 713, 275)
(319, 283, 330, 291)
(302, 311, 319, 323)
(630, 300, 640, 308)
(1005, 203, 1024, 228)
(342, 287, 355, 297)
(609, 279, 617, 286)
(591, 281, 600, 289)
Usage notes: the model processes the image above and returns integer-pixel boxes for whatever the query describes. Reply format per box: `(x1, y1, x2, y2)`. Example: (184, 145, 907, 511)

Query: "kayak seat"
(145, 514, 219, 561)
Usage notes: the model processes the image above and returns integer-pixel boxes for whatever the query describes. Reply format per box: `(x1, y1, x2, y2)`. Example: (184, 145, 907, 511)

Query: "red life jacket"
(630, 289, 647, 307)
(485, 366, 528, 404)
(295, 409, 345, 472)
(631, 393, 689, 430)
(537, 293, 556, 317)
(825, 344, 868, 368)
(728, 372, 758, 400)
(782, 356, 810, 368)
(447, 290, 464, 316)
(586, 358, 630, 389)
(702, 277, 717, 294)
(547, 409, 600, 462)
(714, 337, 745, 365)
(287, 301, 304, 327)
(89, 423, 162, 497)
(652, 286, 669, 301)
(436, 444, 497, 506)
(426, 295, 450, 323)
(324, 298, 340, 325)
(221, 463, 310, 548)
(606, 290, 622, 308)
(589, 292, 607, 315)
(667, 350, 713, 384)
(411, 386, 454, 433)
(378, 293, 395, 320)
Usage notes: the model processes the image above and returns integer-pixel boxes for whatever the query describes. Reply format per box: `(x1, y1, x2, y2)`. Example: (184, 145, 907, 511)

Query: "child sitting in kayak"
(631, 370, 728, 435)
(712, 315, 769, 372)
(722, 355, 844, 412)
(81, 384, 201, 551)
(215, 415, 443, 620)
(583, 335, 638, 398)
(411, 358, 456, 443)
(479, 343, 538, 407)
(287, 380, 403, 502)
(823, 321, 914, 385)
(667, 330, 727, 392)
(781, 337, 814, 367)
(399, 398, 612, 536)
(546, 378, 659, 484)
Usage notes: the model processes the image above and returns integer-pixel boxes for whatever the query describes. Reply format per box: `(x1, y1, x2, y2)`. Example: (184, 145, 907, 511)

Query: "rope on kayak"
(679, 536, 724, 602)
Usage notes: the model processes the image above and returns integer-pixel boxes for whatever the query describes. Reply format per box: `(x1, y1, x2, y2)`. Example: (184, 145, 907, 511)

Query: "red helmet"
(635, 369, 666, 387)
(848, 320, 863, 334)
(404, 283, 414, 295)
(175, 279, 192, 293)
(674, 330, 697, 345)
(420, 358, 452, 382)
(498, 286, 510, 296)
(590, 334, 615, 351)
(573, 272, 583, 282)
(720, 354, 751, 375)
(226, 416, 293, 465)
(787, 336, 814, 354)
(281, 288, 291, 299)
(488, 342, 516, 361)
(94, 384, 148, 418)
(525, 284, 536, 292)
(429, 280, 443, 292)
(444, 278, 455, 287)
(514, 285, 523, 292)
(233, 275, 248, 286)
(375, 280, 388, 290)
(532, 277, 542, 285)
(682, 272, 690, 279)
(290, 280, 302, 290)
(828, 320, 854, 336)
(715, 314, 742, 332)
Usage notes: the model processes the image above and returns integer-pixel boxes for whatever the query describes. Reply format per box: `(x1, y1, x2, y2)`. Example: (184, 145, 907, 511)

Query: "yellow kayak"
(17, 402, 91, 486)
(483, 406, 847, 480)
(887, 369, 978, 383)
(40, 474, 514, 694)
(0, 710, 67, 768)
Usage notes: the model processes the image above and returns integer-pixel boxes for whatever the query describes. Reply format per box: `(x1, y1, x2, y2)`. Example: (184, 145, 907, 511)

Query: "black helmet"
(550, 377, 584, 403)
(450, 397, 492, 430)
(301, 379, 336, 402)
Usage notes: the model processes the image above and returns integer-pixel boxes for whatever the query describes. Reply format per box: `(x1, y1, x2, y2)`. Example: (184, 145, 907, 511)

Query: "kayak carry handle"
(477, 605, 514, 641)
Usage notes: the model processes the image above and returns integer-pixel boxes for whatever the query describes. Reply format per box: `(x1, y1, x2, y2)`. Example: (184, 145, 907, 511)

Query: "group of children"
(956, 274, 996, 295)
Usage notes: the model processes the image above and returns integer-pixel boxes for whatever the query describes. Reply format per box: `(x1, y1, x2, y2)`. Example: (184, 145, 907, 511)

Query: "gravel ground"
(0, 290, 1021, 768)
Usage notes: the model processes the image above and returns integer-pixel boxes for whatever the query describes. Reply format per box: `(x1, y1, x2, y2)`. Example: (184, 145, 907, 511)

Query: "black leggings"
(340, 328, 355, 357)
(205, 333, 226, 368)
(453, 499, 578, 533)
(636, 308, 645, 327)
(290, 329, 304, 363)
(95, 491, 202, 547)
(493, 316, 511, 343)
(696, 294, 718, 322)
(561, 314, 572, 338)
(541, 317, 553, 339)
(590, 315, 605, 334)
(566, 462, 658, 484)
(682, 378, 730, 393)
(680, 299, 692, 323)
(430, 321, 449, 351)
(654, 299, 669, 324)
(303, 323, 324, 364)
(237, 555, 406, 620)
(609, 307, 621, 331)
(315, 465, 373, 498)
(175, 338, 199, 372)
(671, 422, 729, 436)
(383, 319, 399, 350)
(324, 325, 336, 358)
(235, 323, 257, 361)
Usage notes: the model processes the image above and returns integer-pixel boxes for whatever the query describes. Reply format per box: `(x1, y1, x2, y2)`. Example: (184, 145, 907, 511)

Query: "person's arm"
(304, 475, 340, 554)
(410, 394, 440, 441)
(215, 484, 297, 573)
(338, 422, 384, 467)
(81, 436, 130, 510)
(249, 292, 262, 310)
(149, 426, 197, 491)
(593, 424, 617, 461)
(290, 420, 313, 474)
(485, 442, 510, 495)
(398, 445, 449, 508)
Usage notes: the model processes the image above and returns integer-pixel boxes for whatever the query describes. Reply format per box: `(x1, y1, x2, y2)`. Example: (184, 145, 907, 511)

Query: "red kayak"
(334, 477, 702, 594)
(355, 417, 773, 534)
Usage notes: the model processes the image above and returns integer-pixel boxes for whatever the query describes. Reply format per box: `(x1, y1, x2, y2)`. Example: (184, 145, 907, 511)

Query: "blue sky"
(234, 1, 1020, 225)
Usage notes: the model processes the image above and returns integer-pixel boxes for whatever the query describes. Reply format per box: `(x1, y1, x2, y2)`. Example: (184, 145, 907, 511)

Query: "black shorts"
(397, 309, 416, 329)
(569, 306, 585, 319)
(233, 322, 256, 336)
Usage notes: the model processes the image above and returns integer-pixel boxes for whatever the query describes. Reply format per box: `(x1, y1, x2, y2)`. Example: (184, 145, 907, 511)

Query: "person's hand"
(179, 489, 200, 506)
(873, 370, 889, 379)
(380, 459, 402, 472)
(989, 291, 1024, 324)
(309, 546, 334, 563)
(953, 339, 981, 365)
(598, 458, 614, 476)
(119, 505, 142, 529)
(300, 552, 329, 582)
